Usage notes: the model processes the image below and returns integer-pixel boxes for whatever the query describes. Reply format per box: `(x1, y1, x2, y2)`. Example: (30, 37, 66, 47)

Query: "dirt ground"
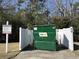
(14, 50, 79, 59)
(0, 42, 79, 59)
(14, 42, 79, 59)
(0, 42, 20, 59)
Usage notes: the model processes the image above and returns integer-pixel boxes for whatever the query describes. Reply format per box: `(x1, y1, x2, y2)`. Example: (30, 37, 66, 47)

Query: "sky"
(48, 0, 79, 16)
(18, 0, 79, 11)
(4, 0, 79, 14)
(48, 0, 79, 11)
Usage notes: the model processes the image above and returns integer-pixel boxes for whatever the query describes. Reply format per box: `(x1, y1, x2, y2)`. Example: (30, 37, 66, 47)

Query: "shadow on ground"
(22, 45, 34, 51)
(22, 44, 68, 52)
(57, 45, 68, 51)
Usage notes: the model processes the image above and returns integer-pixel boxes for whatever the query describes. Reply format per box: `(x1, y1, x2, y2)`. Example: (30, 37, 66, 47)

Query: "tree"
(16, 0, 49, 27)
(73, 2, 79, 16)
(71, 16, 79, 34)
(55, 0, 74, 16)
(73, 2, 79, 8)
(51, 16, 70, 28)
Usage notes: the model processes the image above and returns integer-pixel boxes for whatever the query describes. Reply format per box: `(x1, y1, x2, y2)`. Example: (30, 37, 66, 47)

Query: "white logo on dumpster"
(34, 27, 37, 30)
(39, 32, 48, 37)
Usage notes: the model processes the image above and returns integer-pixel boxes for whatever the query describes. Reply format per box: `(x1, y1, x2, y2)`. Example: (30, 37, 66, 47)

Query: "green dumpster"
(33, 25, 56, 51)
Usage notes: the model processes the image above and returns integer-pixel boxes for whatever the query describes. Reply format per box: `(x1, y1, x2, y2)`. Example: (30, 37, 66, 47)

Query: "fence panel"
(56, 27, 74, 51)
(19, 27, 33, 50)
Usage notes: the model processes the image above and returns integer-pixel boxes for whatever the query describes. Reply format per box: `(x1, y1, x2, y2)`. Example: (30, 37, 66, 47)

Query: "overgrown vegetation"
(0, 0, 79, 42)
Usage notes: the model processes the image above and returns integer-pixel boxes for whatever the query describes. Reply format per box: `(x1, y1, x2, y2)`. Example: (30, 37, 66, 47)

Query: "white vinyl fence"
(56, 27, 74, 51)
(19, 27, 74, 51)
(19, 27, 33, 50)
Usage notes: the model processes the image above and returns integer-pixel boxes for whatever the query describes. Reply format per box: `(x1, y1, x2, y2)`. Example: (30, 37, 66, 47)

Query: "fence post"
(19, 27, 22, 50)
(70, 27, 74, 51)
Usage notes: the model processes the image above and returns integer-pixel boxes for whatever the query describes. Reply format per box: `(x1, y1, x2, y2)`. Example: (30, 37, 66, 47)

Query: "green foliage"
(18, 0, 25, 3)
(51, 16, 79, 41)
(71, 16, 79, 34)
(0, 0, 79, 42)
(52, 16, 70, 28)
(73, 2, 79, 8)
